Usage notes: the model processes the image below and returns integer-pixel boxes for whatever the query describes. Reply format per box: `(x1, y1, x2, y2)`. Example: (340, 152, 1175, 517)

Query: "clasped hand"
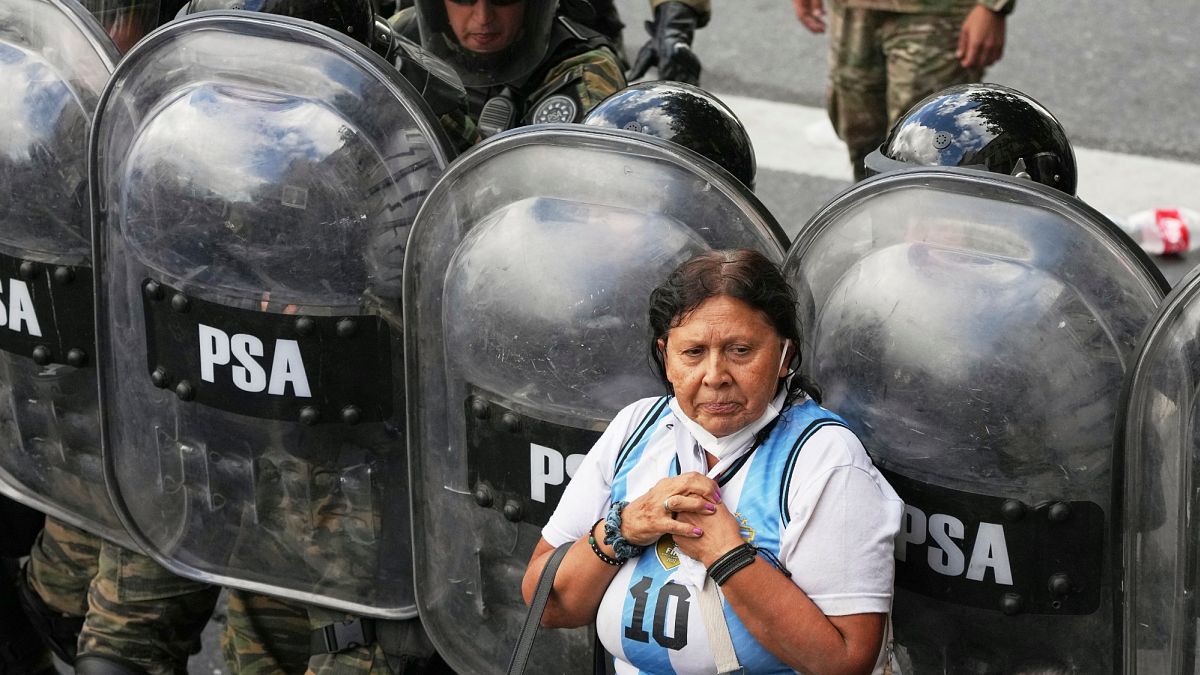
(621, 472, 747, 567)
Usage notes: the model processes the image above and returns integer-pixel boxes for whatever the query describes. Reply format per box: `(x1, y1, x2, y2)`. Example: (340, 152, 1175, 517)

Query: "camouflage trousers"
(222, 591, 443, 674)
(24, 516, 221, 674)
(827, 6, 984, 180)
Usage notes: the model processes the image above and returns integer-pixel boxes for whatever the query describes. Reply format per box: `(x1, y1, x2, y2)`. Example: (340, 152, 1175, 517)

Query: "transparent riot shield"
(1121, 265, 1200, 674)
(404, 124, 789, 673)
(92, 11, 453, 617)
(783, 168, 1166, 673)
(0, 0, 129, 544)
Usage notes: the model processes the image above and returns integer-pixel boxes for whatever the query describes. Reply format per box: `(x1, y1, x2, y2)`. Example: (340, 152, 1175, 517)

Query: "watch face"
(532, 94, 579, 124)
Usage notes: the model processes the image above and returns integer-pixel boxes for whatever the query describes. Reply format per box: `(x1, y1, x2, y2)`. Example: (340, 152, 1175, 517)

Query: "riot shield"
(783, 168, 1166, 673)
(404, 124, 789, 673)
(1120, 265, 1200, 673)
(0, 0, 130, 544)
(92, 11, 453, 617)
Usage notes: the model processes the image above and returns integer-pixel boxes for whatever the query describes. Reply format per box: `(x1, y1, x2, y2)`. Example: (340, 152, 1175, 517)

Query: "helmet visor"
(413, 0, 555, 87)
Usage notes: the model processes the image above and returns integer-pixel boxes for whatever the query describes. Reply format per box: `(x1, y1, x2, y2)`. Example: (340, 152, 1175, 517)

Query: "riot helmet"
(184, 0, 386, 55)
(865, 83, 1077, 195)
(412, 0, 557, 87)
(583, 81, 757, 190)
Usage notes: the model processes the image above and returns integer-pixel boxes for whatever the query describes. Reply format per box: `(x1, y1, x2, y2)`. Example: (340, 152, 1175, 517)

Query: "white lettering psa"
(530, 443, 585, 503)
(895, 504, 1013, 586)
(198, 324, 311, 397)
(0, 279, 42, 337)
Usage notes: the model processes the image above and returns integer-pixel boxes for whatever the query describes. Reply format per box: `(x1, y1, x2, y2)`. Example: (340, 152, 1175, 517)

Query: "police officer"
(393, 0, 625, 137)
(154, 0, 457, 672)
(0, 0, 224, 669)
(780, 77, 1159, 673)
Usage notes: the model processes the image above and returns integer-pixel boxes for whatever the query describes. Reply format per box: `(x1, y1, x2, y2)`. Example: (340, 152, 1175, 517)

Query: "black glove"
(626, 1, 702, 85)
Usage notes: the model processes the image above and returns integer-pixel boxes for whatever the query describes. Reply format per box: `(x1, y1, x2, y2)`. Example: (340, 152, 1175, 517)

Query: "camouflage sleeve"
(78, 543, 221, 673)
(24, 517, 100, 617)
(221, 591, 312, 675)
(650, 0, 711, 27)
(537, 48, 627, 117)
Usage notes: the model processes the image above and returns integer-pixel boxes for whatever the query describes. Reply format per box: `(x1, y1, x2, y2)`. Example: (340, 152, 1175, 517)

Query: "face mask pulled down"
(667, 340, 791, 460)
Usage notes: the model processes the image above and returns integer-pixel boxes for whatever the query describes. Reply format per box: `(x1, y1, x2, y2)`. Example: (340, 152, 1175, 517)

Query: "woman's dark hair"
(647, 248, 821, 404)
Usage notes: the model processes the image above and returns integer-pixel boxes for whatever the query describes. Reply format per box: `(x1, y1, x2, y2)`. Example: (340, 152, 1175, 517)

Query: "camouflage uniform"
(524, 46, 625, 119)
(221, 591, 311, 674)
(21, 517, 97, 662)
(827, 0, 1015, 180)
(78, 540, 220, 673)
(22, 517, 220, 674)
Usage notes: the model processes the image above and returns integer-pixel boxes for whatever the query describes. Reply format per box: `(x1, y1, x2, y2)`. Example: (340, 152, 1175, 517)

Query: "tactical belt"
(311, 618, 377, 654)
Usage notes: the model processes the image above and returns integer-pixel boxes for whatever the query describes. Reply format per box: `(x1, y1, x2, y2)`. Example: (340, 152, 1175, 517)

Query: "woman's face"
(658, 294, 789, 438)
(443, 0, 526, 53)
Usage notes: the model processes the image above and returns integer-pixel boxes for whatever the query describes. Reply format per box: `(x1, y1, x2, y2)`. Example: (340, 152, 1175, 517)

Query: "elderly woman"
(522, 249, 903, 674)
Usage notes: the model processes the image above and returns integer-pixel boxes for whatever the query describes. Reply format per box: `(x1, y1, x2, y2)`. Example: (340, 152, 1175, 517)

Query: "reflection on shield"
(0, 0, 130, 544)
(404, 124, 788, 673)
(784, 168, 1166, 673)
(92, 12, 453, 616)
(1121, 265, 1200, 673)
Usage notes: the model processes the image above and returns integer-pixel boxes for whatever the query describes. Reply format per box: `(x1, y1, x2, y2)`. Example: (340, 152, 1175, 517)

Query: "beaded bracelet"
(603, 501, 646, 561)
(588, 519, 624, 566)
(707, 543, 758, 586)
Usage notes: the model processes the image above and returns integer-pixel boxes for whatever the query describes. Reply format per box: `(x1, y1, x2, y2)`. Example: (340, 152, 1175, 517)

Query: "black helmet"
(184, 0, 385, 53)
(865, 83, 1077, 195)
(583, 81, 756, 190)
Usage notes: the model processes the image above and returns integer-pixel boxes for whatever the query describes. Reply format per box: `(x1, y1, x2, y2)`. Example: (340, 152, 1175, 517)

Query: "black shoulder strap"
(506, 543, 572, 675)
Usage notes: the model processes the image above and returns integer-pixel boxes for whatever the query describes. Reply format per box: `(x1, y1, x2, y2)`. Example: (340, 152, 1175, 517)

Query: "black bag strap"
(507, 543, 572, 675)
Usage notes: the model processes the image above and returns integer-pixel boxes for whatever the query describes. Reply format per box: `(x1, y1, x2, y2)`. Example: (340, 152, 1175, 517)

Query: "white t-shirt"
(543, 395, 904, 675)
